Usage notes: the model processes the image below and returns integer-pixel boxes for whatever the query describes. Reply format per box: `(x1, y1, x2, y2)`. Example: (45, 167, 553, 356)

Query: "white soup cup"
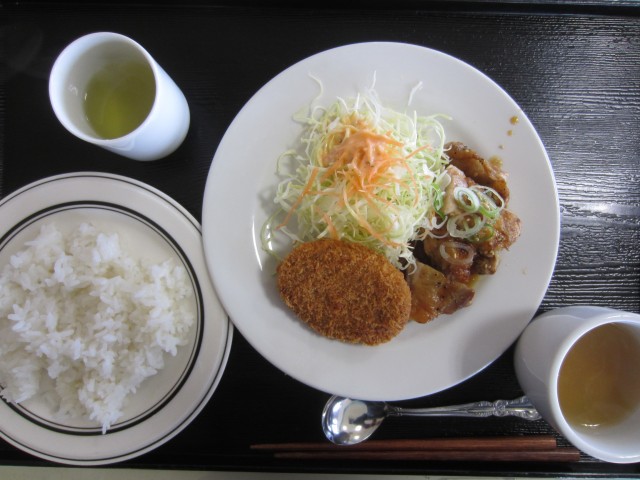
(515, 306, 640, 463)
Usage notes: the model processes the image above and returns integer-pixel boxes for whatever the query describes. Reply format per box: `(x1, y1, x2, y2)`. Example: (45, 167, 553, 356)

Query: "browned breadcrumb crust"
(277, 239, 411, 346)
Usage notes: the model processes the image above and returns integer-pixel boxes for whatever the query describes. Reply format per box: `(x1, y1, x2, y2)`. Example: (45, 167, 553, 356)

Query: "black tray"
(2, 1, 639, 476)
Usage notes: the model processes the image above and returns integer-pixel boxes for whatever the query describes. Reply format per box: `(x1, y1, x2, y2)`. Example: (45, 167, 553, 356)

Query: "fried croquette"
(277, 239, 411, 345)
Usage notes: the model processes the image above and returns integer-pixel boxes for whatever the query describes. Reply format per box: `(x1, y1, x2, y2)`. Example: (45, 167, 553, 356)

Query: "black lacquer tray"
(2, 1, 639, 476)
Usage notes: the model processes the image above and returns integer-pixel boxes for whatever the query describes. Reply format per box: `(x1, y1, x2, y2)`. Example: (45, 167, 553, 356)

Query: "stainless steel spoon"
(322, 395, 541, 445)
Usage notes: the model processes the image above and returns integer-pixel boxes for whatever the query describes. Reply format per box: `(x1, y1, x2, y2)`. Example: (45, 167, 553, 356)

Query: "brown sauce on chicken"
(407, 142, 521, 323)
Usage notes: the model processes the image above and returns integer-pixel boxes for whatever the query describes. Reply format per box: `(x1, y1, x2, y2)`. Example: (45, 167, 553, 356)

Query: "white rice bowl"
(0, 222, 195, 433)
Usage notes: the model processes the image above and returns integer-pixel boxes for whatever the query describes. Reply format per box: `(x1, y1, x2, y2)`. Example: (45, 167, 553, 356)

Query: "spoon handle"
(389, 396, 541, 421)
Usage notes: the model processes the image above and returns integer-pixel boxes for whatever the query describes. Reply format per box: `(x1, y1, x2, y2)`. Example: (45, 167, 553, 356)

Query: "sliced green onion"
(472, 185, 504, 220)
(431, 183, 445, 219)
(439, 240, 475, 266)
(469, 224, 495, 243)
(454, 186, 480, 213)
(446, 213, 486, 239)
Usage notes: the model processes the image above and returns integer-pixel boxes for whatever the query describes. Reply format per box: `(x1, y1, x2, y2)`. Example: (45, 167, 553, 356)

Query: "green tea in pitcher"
(83, 60, 155, 139)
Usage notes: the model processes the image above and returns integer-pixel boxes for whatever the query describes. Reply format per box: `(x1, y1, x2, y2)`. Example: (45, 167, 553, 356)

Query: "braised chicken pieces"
(408, 142, 521, 323)
(447, 141, 511, 203)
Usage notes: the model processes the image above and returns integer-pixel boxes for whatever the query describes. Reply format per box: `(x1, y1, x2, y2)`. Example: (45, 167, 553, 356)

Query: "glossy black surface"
(1, 1, 639, 476)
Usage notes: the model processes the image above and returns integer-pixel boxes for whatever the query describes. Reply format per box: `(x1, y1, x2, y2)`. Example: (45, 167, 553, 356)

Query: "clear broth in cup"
(558, 323, 640, 430)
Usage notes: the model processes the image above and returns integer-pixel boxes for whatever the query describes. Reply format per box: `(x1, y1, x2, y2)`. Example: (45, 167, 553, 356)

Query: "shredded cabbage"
(262, 82, 452, 271)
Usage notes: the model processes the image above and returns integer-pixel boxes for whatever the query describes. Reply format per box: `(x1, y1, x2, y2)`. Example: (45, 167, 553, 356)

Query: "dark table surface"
(1, 0, 639, 476)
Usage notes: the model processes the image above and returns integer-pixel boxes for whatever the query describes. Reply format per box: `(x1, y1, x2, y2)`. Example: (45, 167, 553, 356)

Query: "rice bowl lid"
(0, 172, 233, 465)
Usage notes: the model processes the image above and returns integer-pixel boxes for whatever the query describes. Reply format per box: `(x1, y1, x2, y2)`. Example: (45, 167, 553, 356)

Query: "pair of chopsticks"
(251, 436, 581, 462)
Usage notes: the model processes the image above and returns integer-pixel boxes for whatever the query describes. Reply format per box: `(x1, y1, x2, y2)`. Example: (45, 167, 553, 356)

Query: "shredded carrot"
(276, 166, 320, 230)
(277, 122, 426, 248)
(320, 209, 339, 239)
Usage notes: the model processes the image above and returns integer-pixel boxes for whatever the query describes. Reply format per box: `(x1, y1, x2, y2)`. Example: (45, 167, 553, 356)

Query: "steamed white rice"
(0, 222, 195, 433)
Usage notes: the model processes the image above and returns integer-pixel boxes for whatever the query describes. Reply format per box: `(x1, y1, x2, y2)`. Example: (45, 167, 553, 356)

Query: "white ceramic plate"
(0, 172, 232, 465)
(202, 42, 559, 401)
